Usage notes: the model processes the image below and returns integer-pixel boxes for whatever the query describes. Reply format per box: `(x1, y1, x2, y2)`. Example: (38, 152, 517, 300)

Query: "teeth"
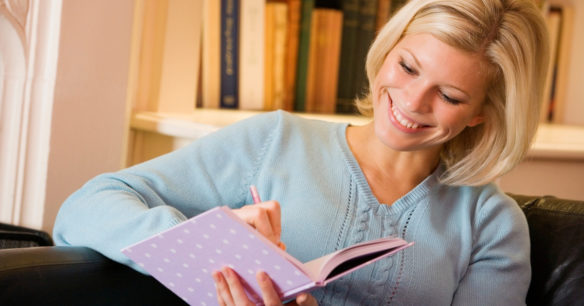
(391, 101, 421, 129)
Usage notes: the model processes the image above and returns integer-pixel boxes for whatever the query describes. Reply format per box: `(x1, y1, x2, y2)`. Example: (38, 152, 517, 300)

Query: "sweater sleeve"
(52, 111, 280, 272)
(452, 191, 531, 305)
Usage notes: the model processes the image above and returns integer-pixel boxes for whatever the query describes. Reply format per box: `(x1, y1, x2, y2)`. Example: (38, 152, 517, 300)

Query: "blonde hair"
(357, 0, 550, 186)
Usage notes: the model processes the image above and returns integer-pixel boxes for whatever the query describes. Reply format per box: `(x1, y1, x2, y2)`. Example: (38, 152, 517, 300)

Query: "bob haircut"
(357, 0, 550, 186)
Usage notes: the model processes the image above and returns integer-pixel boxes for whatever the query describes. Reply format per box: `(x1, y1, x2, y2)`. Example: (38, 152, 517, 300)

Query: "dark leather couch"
(1, 194, 583, 305)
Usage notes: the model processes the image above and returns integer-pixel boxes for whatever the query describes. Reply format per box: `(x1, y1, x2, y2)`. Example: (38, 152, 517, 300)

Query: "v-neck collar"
(335, 123, 441, 216)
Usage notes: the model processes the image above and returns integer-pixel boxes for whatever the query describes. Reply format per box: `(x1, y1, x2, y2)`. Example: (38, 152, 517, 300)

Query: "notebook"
(122, 206, 413, 305)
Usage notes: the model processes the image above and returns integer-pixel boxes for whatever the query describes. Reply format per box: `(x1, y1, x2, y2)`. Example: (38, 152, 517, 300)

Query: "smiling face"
(372, 33, 488, 152)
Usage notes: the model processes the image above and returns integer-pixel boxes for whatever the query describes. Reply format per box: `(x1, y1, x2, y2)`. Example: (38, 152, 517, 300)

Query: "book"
(122, 206, 413, 305)
(239, 0, 265, 110)
(390, 0, 407, 12)
(352, 0, 379, 101)
(220, 0, 240, 109)
(134, 0, 202, 113)
(541, 7, 561, 122)
(157, 0, 203, 112)
(336, 0, 361, 114)
(264, 1, 289, 111)
(202, 0, 221, 108)
(294, 0, 315, 111)
(133, 0, 167, 112)
(283, 0, 302, 111)
(375, 0, 392, 31)
(546, 4, 573, 124)
(305, 7, 344, 113)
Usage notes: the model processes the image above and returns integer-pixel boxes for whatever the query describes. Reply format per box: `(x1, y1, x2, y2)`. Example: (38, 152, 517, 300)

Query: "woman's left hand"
(213, 267, 317, 306)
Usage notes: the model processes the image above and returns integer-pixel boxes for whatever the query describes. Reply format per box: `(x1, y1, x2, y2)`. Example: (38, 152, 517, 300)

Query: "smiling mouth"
(389, 98, 427, 130)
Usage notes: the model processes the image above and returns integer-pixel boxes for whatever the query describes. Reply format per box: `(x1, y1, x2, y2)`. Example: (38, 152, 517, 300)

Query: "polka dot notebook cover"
(122, 206, 412, 305)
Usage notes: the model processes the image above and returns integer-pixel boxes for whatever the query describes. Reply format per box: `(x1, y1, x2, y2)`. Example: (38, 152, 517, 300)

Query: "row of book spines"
(212, 0, 321, 112)
(268, 0, 344, 113)
(202, 0, 294, 111)
(207, 0, 402, 113)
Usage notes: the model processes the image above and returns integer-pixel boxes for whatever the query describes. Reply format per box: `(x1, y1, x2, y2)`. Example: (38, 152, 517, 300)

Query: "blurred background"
(1, 0, 583, 233)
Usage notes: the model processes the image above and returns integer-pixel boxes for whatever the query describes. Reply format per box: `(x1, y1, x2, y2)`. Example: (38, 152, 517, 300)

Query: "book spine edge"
(220, 0, 240, 108)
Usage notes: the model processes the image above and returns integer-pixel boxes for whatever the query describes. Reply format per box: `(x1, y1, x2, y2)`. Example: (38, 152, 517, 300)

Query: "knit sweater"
(53, 110, 530, 305)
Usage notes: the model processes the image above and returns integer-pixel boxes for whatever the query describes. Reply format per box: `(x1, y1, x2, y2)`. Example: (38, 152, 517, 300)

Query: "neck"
(347, 123, 441, 203)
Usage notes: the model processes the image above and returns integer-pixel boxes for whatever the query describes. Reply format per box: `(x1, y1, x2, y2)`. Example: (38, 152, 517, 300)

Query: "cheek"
(374, 57, 402, 91)
(438, 108, 479, 132)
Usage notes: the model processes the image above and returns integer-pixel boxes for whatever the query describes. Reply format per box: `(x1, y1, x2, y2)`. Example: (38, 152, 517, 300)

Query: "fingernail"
(297, 293, 307, 303)
(212, 271, 221, 282)
(222, 267, 232, 279)
(278, 241, 287, 250)
(257, 270, 268, 282)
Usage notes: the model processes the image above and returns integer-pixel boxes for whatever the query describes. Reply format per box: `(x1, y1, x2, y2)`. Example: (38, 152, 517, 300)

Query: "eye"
(439, 91, 462, 105)
(399, 60, 416, 75)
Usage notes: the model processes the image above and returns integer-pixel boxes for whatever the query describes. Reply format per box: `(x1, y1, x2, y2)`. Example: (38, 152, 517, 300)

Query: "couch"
(1, 194, 582, 305)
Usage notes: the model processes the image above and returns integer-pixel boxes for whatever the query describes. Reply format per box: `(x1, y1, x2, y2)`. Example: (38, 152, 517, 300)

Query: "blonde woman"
(54, 0, 549, 304)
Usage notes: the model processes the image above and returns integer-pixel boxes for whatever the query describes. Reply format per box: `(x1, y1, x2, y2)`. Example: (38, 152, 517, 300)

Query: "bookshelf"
(540, 0, 584, 125)
(126, 0, 584, 200)
(130, 110, 584, 158)
(127, 109, 371, 165)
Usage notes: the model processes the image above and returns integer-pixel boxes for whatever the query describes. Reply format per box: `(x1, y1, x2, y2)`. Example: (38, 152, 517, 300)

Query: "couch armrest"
(0, 246, 186, 305)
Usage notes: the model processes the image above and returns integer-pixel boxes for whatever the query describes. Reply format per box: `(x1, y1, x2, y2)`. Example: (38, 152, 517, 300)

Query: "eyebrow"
(401, 47, 472, 100)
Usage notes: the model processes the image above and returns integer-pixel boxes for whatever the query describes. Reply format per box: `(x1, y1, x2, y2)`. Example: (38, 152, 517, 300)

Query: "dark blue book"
(220, 0, 239, 108)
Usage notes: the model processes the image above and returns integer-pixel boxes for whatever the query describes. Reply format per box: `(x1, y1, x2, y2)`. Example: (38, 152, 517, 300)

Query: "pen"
(249, 185, 286, 250)
(249, 185, 261, 204)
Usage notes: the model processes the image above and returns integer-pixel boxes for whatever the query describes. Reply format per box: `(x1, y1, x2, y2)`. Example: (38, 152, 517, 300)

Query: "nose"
(403, 80, 432, 113)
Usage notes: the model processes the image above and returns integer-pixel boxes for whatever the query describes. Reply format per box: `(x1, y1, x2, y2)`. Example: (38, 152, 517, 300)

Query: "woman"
(53, 0, 550, 304)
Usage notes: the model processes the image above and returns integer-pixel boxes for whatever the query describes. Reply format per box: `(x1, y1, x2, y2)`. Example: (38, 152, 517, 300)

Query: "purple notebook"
(122, 206, 412, 305)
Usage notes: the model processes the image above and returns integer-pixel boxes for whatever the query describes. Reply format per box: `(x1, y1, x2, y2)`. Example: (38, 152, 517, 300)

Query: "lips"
(392, 102, 421, 129)
(388, 93, 428, 131)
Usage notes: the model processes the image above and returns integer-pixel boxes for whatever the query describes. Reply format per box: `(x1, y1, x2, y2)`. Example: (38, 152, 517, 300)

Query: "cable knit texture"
(53, 111, 530, 305)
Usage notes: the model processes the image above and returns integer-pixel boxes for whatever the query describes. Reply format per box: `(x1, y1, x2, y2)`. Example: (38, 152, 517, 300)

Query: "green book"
(352, 0, 378, 103)
(336, 0, 360, 114)
(294, 0, 315, 112)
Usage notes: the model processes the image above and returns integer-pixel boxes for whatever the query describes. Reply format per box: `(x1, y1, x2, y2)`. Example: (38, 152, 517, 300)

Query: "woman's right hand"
(231, 200, 286, 250)
(214, 267, 317, 306)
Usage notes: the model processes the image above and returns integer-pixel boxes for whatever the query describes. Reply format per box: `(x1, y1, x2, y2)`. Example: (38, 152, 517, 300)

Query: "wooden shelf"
(530, 123, 584, 159)
(130, 109, 584, 160)
(130, 109, 371, 138)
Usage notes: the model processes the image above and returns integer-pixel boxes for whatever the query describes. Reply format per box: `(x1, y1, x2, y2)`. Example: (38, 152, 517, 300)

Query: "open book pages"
(302, 237, 413, 283)
(122, 206, 412, 305)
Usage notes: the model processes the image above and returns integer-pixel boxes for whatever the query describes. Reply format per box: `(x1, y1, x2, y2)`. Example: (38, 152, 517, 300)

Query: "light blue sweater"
(53, 110, 530, 305)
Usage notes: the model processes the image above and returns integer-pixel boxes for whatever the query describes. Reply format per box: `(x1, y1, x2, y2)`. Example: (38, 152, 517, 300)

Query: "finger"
(232, 202, 283, 247)
(245, 203, 280, 246)
(256, 270, 282, 306)
(222, 267, 254, 305)
(260, 200, 282, 242)
(213, 270, 232, 306)
(295, 293, 318, 306)
(249, 207, 277, 244)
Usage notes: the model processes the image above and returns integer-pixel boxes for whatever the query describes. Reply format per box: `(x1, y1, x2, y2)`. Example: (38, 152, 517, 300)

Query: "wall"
(499, 158, 584, 200)
(43, 0, 134, 232)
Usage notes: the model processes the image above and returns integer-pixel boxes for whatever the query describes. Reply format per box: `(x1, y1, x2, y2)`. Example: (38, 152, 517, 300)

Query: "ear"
(467, 114, 485, 127)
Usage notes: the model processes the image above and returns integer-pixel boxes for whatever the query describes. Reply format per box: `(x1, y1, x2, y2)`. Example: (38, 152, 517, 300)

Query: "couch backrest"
(510, 194, 584, 305)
